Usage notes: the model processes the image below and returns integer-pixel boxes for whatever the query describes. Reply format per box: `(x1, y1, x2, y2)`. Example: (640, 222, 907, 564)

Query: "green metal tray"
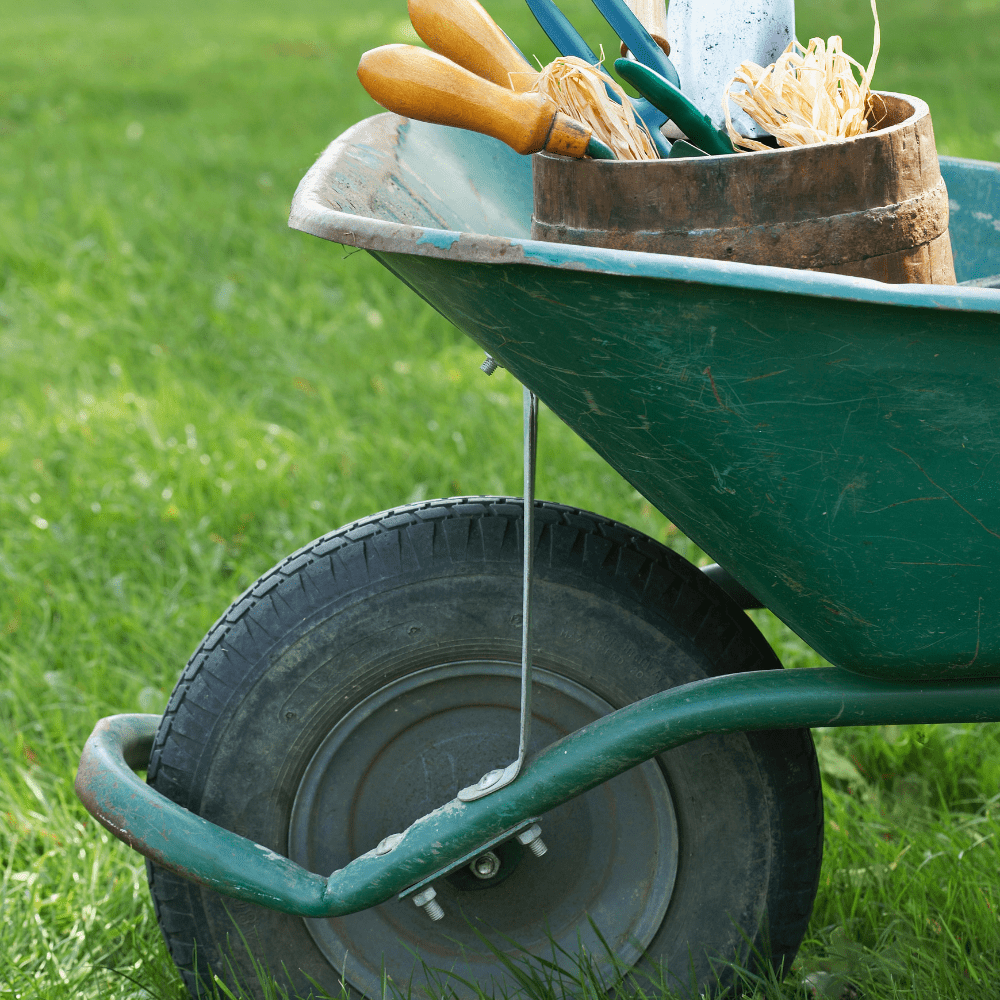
(290, 113, 1000, 681)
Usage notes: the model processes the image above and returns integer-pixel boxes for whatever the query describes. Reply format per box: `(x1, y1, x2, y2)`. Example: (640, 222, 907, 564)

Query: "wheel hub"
(288, 662, 678, 998)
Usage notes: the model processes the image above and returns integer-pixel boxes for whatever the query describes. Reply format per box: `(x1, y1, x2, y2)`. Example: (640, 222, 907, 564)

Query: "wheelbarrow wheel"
(146, 497, 822, 1000)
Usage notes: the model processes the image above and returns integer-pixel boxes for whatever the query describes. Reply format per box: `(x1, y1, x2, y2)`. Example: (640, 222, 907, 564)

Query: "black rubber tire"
(146, 497, 823, 1000)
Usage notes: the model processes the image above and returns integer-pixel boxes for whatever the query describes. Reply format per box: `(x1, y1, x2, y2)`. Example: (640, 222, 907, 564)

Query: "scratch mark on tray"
(890, 445, 1000, 540)
(743, 370, 788, 382)
(840, 403, 862, 448)
(741, 318, 772, 340)
(830, 478, 865, 524)
(975, 453, 998, 485)
(702, 366, 735, 414)
(956, 598, 983, 668)
(891, 562, 979, 567)
(862, 496, 948, 513)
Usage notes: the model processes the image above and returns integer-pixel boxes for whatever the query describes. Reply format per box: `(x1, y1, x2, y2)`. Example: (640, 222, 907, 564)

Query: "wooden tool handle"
(358, 45, 591, 156)
(620, 0, 670, 56)
(408, 0, 536, 92)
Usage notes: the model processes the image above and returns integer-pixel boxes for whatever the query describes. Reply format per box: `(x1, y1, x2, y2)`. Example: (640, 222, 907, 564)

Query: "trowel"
(623, 0, 796, 137)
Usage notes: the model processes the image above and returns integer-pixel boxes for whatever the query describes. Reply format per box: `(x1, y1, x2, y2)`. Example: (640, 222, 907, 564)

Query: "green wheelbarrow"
(76, 113, 1000, 999)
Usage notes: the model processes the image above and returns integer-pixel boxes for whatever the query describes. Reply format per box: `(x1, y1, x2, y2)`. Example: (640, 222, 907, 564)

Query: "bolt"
(516, 823, 547, 857)
(477, 768, 504, 790)
(480, 355, 498, 375)
(374, 833, 403, 856)
(469, 850, 501, 880)
(413, 887, 444, 921)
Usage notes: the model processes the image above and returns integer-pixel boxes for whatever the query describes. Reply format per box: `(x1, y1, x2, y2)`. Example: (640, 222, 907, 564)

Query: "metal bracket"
(397, 816, 541, 900)
(458, 386, 538, 803)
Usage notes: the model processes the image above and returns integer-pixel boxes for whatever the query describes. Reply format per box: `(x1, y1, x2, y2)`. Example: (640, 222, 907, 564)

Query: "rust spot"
(702, 366, 735, 414)
(743, 370, 788, 382)
(582, 389, 603, 415)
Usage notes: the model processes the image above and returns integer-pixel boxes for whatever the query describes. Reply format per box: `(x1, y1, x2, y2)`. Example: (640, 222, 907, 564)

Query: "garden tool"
(619, 0, 670, 58)
(407, 0, 536, 92)
(357, 44, 616, 158)
(615, 58, 735, 154)
(591, 0, 681, 86)
(667, 138, 709, 157)
(666, 0, 795, 136)
(410, 0, 666, 157)
(524, 0, 671, 156)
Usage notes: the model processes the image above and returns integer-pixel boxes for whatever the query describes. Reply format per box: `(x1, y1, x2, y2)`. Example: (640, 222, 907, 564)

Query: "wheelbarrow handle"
(75, 714, 331, 913)
(75, 671, 1000, 917)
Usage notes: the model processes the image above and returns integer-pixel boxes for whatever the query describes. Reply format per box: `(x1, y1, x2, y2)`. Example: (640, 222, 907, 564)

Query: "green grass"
(2, 0, 999, 996)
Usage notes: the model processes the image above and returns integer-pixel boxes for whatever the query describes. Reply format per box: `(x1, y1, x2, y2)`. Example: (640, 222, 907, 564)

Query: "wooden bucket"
(531, 92, 956, 284)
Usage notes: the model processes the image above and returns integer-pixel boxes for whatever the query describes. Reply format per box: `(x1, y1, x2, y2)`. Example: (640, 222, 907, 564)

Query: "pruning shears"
(524, 0, 672, 156)
(615, 58, 735, 155)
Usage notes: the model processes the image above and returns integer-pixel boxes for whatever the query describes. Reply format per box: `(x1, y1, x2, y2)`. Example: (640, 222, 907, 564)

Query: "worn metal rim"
(288, 661, 678, 998)
(288, 112, 1000, 314)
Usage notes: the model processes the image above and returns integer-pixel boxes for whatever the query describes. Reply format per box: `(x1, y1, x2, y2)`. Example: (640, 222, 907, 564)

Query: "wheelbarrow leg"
(518, 387, 539, 767)
(459, 386, 539, 802)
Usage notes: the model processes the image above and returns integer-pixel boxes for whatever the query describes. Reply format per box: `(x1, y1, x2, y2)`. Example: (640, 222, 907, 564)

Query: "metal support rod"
(518, 386, 538, 768)
(457, 387, 538, 802)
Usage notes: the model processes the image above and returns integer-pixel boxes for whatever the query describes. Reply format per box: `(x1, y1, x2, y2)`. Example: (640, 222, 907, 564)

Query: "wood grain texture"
(532, 93, 958, 283)
(620, 0, 670, 56)
(358, 45, 586, 157)
(407, 0, 536, 92)
(545, 114, 592, 158)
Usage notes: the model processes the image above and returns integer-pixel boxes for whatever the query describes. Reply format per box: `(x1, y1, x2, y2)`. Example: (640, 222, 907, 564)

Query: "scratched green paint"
(375, 247, 1000, 680)
(342, 123, 1000, 681)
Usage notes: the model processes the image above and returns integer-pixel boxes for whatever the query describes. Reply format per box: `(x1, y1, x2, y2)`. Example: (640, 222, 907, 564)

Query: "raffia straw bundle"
(723, 0, 882, 151)
(525, 55, 658, 161)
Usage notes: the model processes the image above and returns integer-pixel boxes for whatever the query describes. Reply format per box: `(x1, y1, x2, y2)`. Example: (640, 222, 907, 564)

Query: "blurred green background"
(2, 0, 999, 996)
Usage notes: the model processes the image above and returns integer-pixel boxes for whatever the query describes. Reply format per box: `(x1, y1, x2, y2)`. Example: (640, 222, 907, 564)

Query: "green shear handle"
(615, 57, 736, 156)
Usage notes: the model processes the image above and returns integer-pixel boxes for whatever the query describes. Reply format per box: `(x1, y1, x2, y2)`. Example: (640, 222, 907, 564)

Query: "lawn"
(1, 0, 999, 996)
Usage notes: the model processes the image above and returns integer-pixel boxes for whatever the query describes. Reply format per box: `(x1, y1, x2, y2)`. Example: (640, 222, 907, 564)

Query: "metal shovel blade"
(666, 0, 794, 136)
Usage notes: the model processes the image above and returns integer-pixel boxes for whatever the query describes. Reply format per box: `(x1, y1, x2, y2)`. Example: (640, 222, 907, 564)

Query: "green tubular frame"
(76, 666, 1000, 917)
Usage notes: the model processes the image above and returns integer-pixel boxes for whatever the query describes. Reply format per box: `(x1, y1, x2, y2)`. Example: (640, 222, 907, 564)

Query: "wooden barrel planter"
(531, 92, 956, 284)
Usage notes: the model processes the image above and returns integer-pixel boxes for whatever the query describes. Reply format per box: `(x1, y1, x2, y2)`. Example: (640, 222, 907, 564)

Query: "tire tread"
(146, 497, 821, 997)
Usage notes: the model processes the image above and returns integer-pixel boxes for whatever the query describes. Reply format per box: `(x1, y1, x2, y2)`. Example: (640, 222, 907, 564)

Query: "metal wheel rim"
(288, 661, 678, 998)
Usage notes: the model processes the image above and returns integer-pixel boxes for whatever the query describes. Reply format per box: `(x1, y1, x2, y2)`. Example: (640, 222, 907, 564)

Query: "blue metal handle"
(524, 0, 671, 156)
(591, 0, 680, 87)
(525, 0, 601, 65)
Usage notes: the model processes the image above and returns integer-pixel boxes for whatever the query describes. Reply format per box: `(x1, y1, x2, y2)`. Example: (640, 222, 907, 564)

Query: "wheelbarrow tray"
(289, 113, 1000, 681)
